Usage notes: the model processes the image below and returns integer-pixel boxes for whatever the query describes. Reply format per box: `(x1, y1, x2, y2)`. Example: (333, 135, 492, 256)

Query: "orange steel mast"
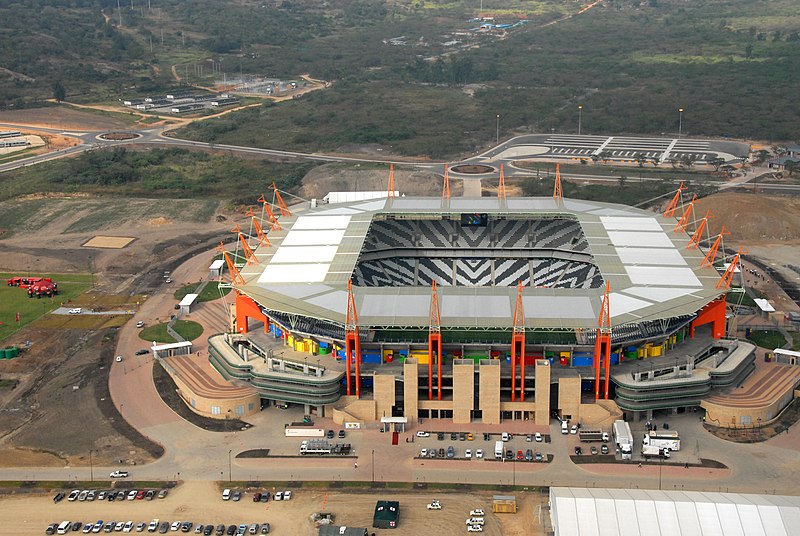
(594, 282, 612, 400)
(345, 279, 361, 398)
(217, 242, 245, 286)
(663, 181, 686, 218)
(231, 225, 259, 264)
(717, 245, 746, 290)
(271, 182, 292, 217)
(701, 226, 729, 268)
(442, 164, 451, 200)
(498, 164, 507, 201)
(674, 194, 697, 233)
(428, 281, 442, 401)
(244, 207, 271, 247)
(687, 210, 711, 249)
(511, 281, 526, 402)
(388, 164, 396, 199)
(257, 194, 281, 231)
(553, 163, 563, 202)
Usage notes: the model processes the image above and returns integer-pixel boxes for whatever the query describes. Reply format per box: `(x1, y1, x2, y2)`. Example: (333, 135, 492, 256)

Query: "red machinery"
(27, 279, 58, 298)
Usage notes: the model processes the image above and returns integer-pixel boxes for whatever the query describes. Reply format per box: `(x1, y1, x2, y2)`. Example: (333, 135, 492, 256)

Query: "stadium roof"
(236, 196, 724, 330)
(549, 487, 800, 536)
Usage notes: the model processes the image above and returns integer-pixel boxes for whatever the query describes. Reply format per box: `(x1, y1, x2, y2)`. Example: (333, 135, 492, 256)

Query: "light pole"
(578, 105, 583, 135)
(678, 108, 684, 138)
(228, 449, 232, 481)
(89, 450, 94, 482)
(495, 114, 500, 145)
(371, 449, 375, 485)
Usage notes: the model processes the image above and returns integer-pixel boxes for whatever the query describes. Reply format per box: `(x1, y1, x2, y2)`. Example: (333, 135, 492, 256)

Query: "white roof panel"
(616, 247, 687, 266)
(609, 292, 651, 317)
(441, 295, 510, 318)
(178, 293, 198, 306)
(608, 231, 674, 248)
(753, 298, 775, 313)
(623, 287, 698, 302)
(259, 263, 330, 283)
(601, 216, 664, 231)
(209, 259, 225, 270)
(282, 229, 346, 246)
(271, 245, 339, 264)
(292, 215, 352, 230)
(626, 266, 702, 287)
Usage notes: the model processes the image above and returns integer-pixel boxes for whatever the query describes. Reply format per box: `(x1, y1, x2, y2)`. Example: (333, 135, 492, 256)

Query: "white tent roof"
(550, 487, 800, 536)
(209, 259, 225, 270)
(178, 293, 199, 307)
(754, 298, 776, 313)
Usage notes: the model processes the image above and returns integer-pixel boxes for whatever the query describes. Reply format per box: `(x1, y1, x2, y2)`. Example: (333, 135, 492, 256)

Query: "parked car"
(136, 523, 146, 532)
(338, 430, 346, 438)
(420, 448, 428, 457)
(535, 452, 544, 462)
(516, 450, 524, 460)
(591, 446, 598, 455)
(469, 509, 485, 517)
(157, 489, 169, 499)
(467, 525, 483, 532)
(248, 524, 259, 534)
(283, 490, 292, 500)
(450, 432, 458, 440)
(526, 434, 533, 442)
(83, 523, 93, 533)
(180, 522, 192, 533)
(78, 490, 88, 501)
(446, 446, 455, 458)
(53, 491, 66, 503)
(86, 490, 96, 501)
(136, 490, 146, 500)
(416, 431, 430, 437)
(127, 490, 137, 500)
(252, 493, 262, 502)
(158, 522, 169, 534)
(574, 446, 582, 455)
(475, 449, 483, 459)
(459, 433, 466, 441)
(466, 433, 474, 441)
(525, 449, 533, 461)
(259, 492, 270, 502)
(273, 492, 282, 501)
(215, 525, 225, 536)
(570, 425, 578, 435)
(222, 489, 231, 501)
(226, 527, 236, 536)
(170, 522, 181, 531)
(69, 308, 82, 314)
(465, 449, 472, 458)
(437, 432, 445, 441)
(135, 349, 149, 356)
(232, 491, 241, 501)
(136, 321, 145, 328)
(437, 448, 445, 458)
(326, 429, 334, 438)
(110, 470, 129, 478)
(505, 449, 513, 460)
(203, 526, 213, 536)
(98, 491, 107, 501)
(259, 524, 269, 534)
(145, 490, 156, 501)
(428, 449, 436, 458)
(601, 444, 609, 455)
(194, 525, 203, 534)
(535, 432, 543, 442)
(123, 521, 134, 532)
(46, 523, 58, 535)
(68, 490, 80, 501)
(427, 499, 442, 510)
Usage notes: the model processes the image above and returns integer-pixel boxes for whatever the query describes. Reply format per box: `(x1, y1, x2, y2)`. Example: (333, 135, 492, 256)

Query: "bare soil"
(0, 107, 131, 131)
(0, 481, 547, 536)
(298, 164, 460, 200)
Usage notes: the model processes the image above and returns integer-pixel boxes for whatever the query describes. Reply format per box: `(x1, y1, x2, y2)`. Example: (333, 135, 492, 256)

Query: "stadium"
(207, 187, 756, 427)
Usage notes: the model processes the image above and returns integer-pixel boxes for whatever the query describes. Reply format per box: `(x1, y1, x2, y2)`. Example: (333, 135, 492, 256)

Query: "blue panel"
(572, 356, 593, 367)
(274, 328, 283, 338)
(319, 341, 330, 349)
(610, 353, 620, 366)
(361, 353, 382, 364)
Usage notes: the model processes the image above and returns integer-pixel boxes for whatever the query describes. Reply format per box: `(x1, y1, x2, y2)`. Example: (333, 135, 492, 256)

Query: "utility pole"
(578, 105, 583, 135)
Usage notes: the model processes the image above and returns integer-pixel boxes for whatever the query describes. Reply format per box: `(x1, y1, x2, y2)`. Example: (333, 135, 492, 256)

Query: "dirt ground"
(0, 481, 547, 536)
(299, 165, 461, 200)
(0, 107, 132, 131)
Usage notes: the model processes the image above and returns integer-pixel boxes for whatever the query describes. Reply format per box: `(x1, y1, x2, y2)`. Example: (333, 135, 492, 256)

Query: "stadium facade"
(208, 194, 754, 425)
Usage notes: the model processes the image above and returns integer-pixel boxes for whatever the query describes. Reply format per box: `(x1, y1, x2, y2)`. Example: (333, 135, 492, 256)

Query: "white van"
(57, 521, 72, 535)
(561, 421, 569, 434)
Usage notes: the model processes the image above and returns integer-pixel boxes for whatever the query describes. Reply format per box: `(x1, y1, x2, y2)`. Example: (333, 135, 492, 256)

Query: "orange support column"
(690, 298, 727, 339)
(235, 292, 268, 334)
(345, 280, 361, 398)
(512, 282, 526, 401)
(429, 281, 442, 400)
(594, 283, 611, 400)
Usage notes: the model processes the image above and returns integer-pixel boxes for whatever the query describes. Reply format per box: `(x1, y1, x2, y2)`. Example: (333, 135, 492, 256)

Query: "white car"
(115, 523, 125, 532)
(68, 490, 80, 501)
(170, 521, 181, 531)
(115, 355, 123, 362)
(464, 449, 471, 458)
(69, 308, 82, 314)
(123, 521, 133, 533)
(467, 525, 483, 532)
(109, 470, 128, 478)
(273, 492, 283, 501)
(534, 432, 543, 442)
(136, 321, 145, 328)
(475, 449, 483, 459)
(283, 490, 292, 500)
(420, 448, 428, 457)
(222, 489, 231, 500)
(466, 517, 485, 526)
(127, 490, 138, 500)
(427, 500, 442, 510)
(570, 425, 578, 435)
(469, 509, 485, 517)
(416, 431, 430, 437)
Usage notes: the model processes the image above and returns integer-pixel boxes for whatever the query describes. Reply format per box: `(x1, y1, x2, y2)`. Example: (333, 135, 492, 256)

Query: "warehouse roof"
(236, 196, 724, 330)
(549, 487, 800, 536)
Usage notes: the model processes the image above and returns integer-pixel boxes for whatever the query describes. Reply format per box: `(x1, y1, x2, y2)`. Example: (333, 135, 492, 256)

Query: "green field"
(0, 273, 92, 341)
(174, 282, 232, 303)
(748, 329, 788, 350)
(139, 320, 204, 344)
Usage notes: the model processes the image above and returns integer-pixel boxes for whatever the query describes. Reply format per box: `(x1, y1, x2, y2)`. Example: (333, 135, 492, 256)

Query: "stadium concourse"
(205, 192, 754, 428)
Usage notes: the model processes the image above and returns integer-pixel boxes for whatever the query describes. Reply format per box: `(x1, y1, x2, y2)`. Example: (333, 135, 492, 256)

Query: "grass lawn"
(747, 329, 788, 350)
(139, 320, 204, 343)
(173, 281, 231, 303)
(0, 273, 92, 342)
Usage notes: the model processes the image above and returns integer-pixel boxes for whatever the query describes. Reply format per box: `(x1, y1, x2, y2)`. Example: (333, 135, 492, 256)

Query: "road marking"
(592, 136, 614, 156)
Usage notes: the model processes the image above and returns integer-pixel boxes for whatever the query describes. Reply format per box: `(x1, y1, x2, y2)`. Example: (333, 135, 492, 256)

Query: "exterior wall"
(452, 361, 475, 424)
(374, 374, 396, 420)
(170, 371, 261, 419)
(235, 292, 269, 334)
(403, 359, 419, 424)
(535, 360, 551, 425)
(558, 377, 582, 422)
(479, 361, 501, 424)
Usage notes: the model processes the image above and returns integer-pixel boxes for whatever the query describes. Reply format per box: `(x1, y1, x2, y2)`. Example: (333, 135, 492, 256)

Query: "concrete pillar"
(403, 359, 419, 425)
(534, 360, 551, 425)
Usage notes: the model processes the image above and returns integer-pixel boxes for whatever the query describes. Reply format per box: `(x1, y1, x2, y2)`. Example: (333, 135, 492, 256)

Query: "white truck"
(642, 445, 671, 459)
(494, 440, 504, 459)
(643, 430, 680, 451)
(612, 420, 633, 460)
(300, 439, 332, 455)
(285, 427, 325, 437)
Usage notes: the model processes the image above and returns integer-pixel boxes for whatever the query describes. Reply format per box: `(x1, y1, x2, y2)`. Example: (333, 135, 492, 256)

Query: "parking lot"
(8, 481, 542, 536)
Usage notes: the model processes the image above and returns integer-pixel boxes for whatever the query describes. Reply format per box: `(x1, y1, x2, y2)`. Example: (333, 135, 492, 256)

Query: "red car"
(516, 450, 524, 460)
(136, 490, 145, 500)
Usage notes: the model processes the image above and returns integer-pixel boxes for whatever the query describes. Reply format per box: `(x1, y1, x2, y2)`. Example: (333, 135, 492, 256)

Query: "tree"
(709, 157, 725, 172)
(618, 175, 627, 188)
(635, 153, 647, 167)
(785, 160, 798, 177)
(680, 155, 696, 169)
(745, 43, 754, 59)
(756, 149, 770, 163)
(53, 80, 66, 102)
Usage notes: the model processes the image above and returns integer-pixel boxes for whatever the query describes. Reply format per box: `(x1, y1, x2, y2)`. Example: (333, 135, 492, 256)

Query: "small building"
(492, 495, 517, 514)
(152, 341, 192, 359)
(319, 527, 368, 536)
(179, 293, 199, 315)
(373, 500, 400, 529)
(209, 259, 226, 277)
(767, 156, 798, 171)
(0, 130, 22, 139)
